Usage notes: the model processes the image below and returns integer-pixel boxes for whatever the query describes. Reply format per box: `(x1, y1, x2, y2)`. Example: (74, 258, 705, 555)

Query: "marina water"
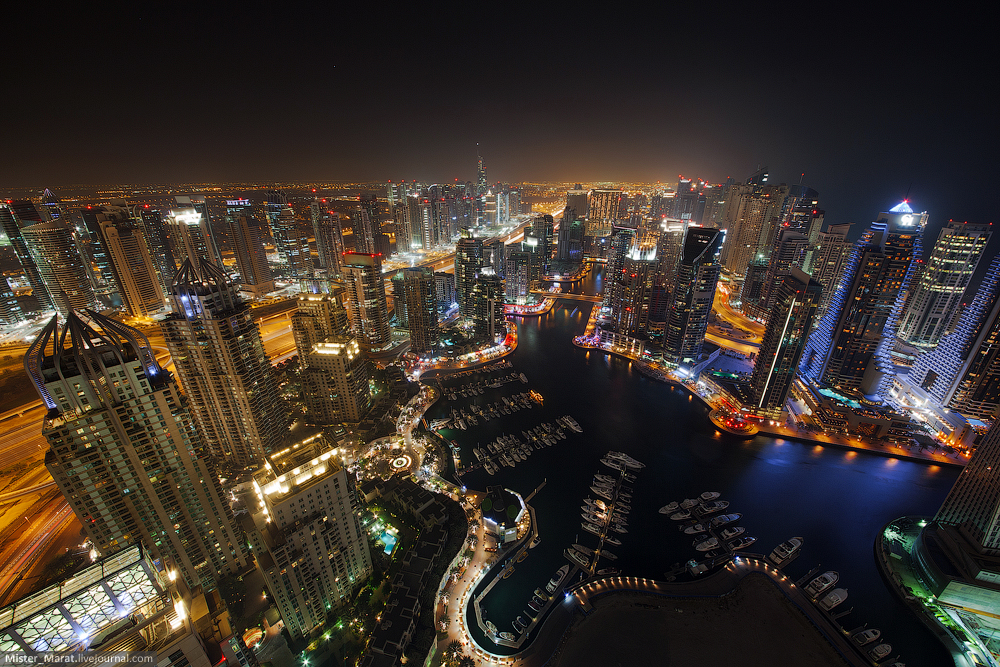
(427, 267, 955, 666)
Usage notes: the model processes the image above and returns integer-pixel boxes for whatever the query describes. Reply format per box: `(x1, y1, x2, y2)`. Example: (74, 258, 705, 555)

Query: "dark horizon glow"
(1, 6, 992, 231)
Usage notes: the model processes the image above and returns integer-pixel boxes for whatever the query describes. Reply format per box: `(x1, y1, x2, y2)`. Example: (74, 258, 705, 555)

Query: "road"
(714, 283, 764, 342)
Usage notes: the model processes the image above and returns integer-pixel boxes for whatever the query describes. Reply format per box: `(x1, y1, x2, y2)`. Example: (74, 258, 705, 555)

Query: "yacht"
(534, 587, 549, 601)
(769, 537, 804, 566)
(529, 535, 542, 549)
(546, 565, 570, 593)
(514, 617, 526, 633)
(582, 522, 602, 537)
(605, 535, 622, 546)
(597, 567, 620, 576)
(694, 537, 720, 552)
(728, 536, 756, 550)
(565, 547, 590, 568)
(818, 588, 848, 611)
(680, 498, 700, 510)
(670, 510, 692, 521)
(700, 491, 721, 501)
(683, 523, 708, 535)
(503, 567, 515, 579)
(517, 550, 528, 563)
(499, 632, 515, 641)
(867, 644, 892, 662)
(528, 599, 542, 612)
(710, 513, 742, 528)
(804, 571, 839, 598)
(611, 525, 628, 534)
(600, 550, 618, 560)
(563, 415, 583, 432)
(572, 544, 594, 556)
(697, 500, 730, 515)
(486, 621, 498, 635)
(851, 628, 881, 646)
(720, 526, 745, 540)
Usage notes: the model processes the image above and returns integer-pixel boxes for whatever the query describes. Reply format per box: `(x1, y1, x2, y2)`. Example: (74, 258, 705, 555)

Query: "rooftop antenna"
(799, 172, 805, 185)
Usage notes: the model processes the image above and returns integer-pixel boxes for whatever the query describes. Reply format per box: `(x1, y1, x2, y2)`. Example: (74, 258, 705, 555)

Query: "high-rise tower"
(664, 227, 724, 364)
(343, 252, 391, 349)
(249, 437, 372, 639)
(292, 290, 350, 362)
(310, 199, 346, 276)
(898, 221, 991, 348)
(0, 201, 55, 311)
(799, 202, 926, 396)
(455, 235, 485, 317)
(748, 268, 822, 417)
(161, 259, 288, 468)
(809, 223, 854, 322)
(266, 191, 311, 278)
(26, 311, 249, 590)
(718, 171, 788, 278)
(96, 207, 165, 317)
(166, 205, 224, 271)
(22, 219, 97, 315)
(226, 198, 275, 297)
(401, 267, 439, 354)
(351, 195, 379, 255)
(302, 335, 373, 424)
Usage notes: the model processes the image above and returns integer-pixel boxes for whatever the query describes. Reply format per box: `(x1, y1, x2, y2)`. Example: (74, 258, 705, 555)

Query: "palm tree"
(458, 656, 477, 667)
(444, 640, 462, 660)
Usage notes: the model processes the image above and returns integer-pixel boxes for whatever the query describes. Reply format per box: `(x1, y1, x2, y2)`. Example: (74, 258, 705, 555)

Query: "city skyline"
(0, 7, 991, 232)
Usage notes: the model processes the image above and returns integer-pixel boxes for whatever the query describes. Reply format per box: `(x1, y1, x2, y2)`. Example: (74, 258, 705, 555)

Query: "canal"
(425, 266, 956, 666)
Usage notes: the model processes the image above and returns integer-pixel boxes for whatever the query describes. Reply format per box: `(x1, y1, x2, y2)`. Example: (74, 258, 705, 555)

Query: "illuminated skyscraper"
(343, 252, 391, 348)
(664, 227, 724, 364)
(131, 203, 176, 295)
(249, 436, 372, 639)
(504, 248, 534, 304)
(401, 267, 439, 354)
(748, 227, 809, 321)
(718, 171, 788, 278)
(166, 205, 223, 270)
(351, 195, 379, 255)
(26, 311, 248, 590)
(748, 268, 822, 417)
(22, 219, 97, 315)
(566, 185, 589, 220)
(226, 198, 275, 297)
(310, 199, 345, 276)
(162, 259, 288, 468)
(266, 190, 311, 278)
(96, 207, 165, 317)
(898, 221, 991, 348)
(0, 275, 23, 325)
(292, 290, 350, 362)
(611, 247, 656, 338)
(302, 335, 373, 423)
(455, 235, 484, 316)
(809, 223, 854, 322)
(799, 202, 925, 396)
(0, 201, 55, 311)
(174, 196, 224, 268)
(471, 273, 506, 345)
(934, 418, 1000, 549)
(587, 189, 623, 237)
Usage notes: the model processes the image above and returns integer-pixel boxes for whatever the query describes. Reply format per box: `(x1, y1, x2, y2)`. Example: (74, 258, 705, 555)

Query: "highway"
(714, 282, 764, 343)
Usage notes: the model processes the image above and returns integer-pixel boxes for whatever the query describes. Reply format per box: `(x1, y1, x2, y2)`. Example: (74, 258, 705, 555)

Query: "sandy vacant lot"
(551, 573, 848, 667)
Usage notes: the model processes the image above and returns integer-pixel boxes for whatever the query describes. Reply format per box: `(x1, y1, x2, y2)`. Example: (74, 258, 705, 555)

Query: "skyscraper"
(249, 436, 372, 639)
(292, 290, 350, 362)
(898, 221, 991, 348)
(799, 202, 926, 396)
(748, 227, 809, 321)
(266, 190, 311, 278)
(933, 418, 1000, 549)
(97, 207, 165, 317)
(310, 199, 346, 276)
(174, 196, 224, 268)
(0, 275, 23, 325)
(455, 235, 484, 317)
(612, 247, 657, 338)
(748, 268, 822, 417)
(22, 219, 97, 315)
(664, 227, 725, 364)
(302, 335, 373, 424)
(718, 173, 788, 278)
(131, 203, 176, 295)
(162, 259, 288, 468)
(900, 256, 1000, 419)
(166, 205, 224, 270)
(587, 189, 623, 237)
(0, 201, 55, 311)
(226, 198, 275, 297)
(351, 195, 379, 255)
(809, 223, 854, 322)
(504, 248, 534, 304)
(401, 267, 439, 354)
(343, 252, 391, 348)
(26, 311, 249, 591)
(566, 185, 589, 220)
(471, 273, 506, 345)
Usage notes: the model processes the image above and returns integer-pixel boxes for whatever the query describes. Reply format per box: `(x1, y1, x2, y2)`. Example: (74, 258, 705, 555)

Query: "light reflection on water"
(430, 266, 957, 665)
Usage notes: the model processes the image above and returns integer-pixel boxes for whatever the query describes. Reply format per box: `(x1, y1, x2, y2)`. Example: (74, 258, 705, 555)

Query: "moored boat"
(851, 628, 881, 646)
(720, 526, 745, 540)
(546, 564, 570, 593)
(670, 510, 692, 521)
(697, 500, 730, 515)
(768, 537, 803, 566)
(605, 535, 622, 546)
(530, 535, 542, 549)
(499, 631, 515, 641)
(683, 523, 708, 535)
(867, 643, 892, 662)
(700, 491, 720, 501)
(514, 616, 526, 633)
(528, 600, 541, 612)
(694, 537, 719, 551)
(710, 513, 742, 528)
(728, 536, 756, 550)
(818, 588, 848, 611)
(804, 571, 839, 598)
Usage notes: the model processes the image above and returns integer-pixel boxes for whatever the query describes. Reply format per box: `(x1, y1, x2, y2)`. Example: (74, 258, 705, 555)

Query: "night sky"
(3, 5, 994, 230)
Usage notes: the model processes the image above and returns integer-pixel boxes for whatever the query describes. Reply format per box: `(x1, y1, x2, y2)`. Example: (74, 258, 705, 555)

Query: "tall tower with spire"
(26, 310, 249, 591)
(161, 259, 288, 468)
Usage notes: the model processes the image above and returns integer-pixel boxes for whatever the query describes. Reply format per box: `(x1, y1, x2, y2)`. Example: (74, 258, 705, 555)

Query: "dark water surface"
(426, 267, 956, 666)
